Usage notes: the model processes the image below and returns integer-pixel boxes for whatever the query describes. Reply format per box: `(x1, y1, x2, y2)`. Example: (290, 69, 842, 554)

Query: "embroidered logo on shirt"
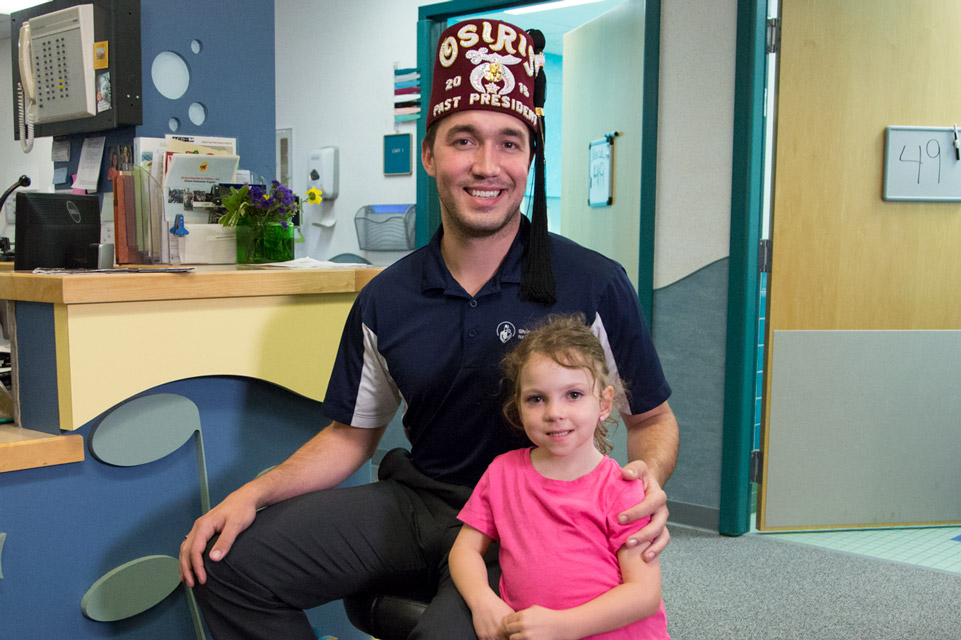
(497, 321, 516, 343)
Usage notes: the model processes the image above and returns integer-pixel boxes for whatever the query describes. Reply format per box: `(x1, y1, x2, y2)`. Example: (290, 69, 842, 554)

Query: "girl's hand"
(471, 595, 515, 640)
(502, 605, 569, 640)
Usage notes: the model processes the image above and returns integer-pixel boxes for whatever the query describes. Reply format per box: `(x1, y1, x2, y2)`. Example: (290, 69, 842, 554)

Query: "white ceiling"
(0, 0, 44, 38)
(454, 0, 627, 56)
(2, 1, 628, 49)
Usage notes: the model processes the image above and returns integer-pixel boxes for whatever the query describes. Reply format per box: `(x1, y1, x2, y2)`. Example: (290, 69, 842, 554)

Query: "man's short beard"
(440, 199, 520, 239)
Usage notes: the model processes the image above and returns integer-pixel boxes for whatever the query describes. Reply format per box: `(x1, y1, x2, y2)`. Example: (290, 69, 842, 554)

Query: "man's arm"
(179, 421, 385, 587)
(618, 400, 679, 560)
(624, 400, 679, 486)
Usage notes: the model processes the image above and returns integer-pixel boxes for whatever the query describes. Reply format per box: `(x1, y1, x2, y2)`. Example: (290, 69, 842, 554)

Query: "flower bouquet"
(218, 181, 300, 264)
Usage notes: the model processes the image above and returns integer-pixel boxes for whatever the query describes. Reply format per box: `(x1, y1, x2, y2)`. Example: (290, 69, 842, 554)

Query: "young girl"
(450, 315, 669, 640)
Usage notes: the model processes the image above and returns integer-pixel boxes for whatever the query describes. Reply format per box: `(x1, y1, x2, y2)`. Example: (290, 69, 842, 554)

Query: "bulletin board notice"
(883, 126, 961, 201)
(588, 138, 613, 207)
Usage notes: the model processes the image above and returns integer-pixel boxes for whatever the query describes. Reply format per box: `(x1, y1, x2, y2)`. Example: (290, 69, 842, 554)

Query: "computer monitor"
(14, 192, 102, 270)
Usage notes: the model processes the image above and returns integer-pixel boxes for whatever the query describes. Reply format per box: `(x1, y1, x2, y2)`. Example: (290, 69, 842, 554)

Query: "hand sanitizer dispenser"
(308, 147, 339, 200)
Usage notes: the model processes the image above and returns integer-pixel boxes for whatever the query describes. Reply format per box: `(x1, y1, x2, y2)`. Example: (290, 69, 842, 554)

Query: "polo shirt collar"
(422, 215, 530, 296)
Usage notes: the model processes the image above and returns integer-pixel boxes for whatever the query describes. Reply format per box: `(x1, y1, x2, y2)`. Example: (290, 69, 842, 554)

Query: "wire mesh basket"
(354, 204, 415, 251)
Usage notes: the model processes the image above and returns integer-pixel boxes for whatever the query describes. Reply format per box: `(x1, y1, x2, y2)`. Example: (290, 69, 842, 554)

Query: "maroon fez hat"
(426, 19, 540, 134)
(427, 19, 555, 304)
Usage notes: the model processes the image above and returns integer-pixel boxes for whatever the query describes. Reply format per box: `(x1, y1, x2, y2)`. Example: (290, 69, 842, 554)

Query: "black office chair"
(343, 590, 431, 640)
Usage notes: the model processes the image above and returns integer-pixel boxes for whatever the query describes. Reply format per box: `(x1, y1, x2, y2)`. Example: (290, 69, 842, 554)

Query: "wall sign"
(883, 125, 961, 201)
(384, 133, 412, 176)
(588, 136, 614, 207)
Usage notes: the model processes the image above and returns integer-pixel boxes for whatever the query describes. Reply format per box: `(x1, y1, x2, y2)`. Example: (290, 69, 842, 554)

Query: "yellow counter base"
(0, 265, 380, 473)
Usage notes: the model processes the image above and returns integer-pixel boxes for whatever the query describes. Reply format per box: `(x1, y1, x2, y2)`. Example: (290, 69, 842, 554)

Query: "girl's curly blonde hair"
(501, 314, 625, 455)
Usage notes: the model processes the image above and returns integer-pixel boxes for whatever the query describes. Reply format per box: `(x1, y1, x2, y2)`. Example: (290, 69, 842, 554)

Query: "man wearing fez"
(181, 18, 678, 639)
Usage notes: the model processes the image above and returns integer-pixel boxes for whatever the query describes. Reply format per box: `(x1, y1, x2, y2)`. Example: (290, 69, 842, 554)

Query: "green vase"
(235, 220, 295, 264)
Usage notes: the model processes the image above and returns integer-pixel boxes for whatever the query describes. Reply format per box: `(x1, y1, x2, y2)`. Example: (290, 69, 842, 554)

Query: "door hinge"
(758, 239, 772, 273)
(766, 17, 781, 54)
(749, 449, 763, 483)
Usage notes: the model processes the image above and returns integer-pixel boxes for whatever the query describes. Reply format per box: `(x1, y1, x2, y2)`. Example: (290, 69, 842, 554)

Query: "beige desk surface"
(0, 424, 84, 473)
(0, 265, 381, 473)
(0, 264, 382, 304)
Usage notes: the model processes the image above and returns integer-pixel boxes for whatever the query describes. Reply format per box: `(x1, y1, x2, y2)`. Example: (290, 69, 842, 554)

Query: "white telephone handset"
(18, 21, 36, 153)
(18, 22, 35, 103)
(16, 5, 97, 154)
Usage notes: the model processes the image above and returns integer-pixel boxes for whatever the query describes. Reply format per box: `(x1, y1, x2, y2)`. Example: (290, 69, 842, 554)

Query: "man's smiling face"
(422, 110, 533, 240)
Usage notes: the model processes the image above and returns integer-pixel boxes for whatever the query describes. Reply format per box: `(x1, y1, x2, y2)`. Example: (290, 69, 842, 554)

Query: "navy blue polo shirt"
(323, 217, 671, 487)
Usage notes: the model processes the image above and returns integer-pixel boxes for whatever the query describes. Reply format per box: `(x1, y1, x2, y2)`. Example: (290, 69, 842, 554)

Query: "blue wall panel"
(54, 1, 277, 196)
(654, 258, 729, 528)
(0, 377, 368, 639)
(138, 0, 277, 179)
(13, 302, 60, 434)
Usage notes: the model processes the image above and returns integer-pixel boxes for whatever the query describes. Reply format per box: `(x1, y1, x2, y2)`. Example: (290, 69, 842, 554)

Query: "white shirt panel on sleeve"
(350, 322, 402, 428)
(590, 312, 630, 416)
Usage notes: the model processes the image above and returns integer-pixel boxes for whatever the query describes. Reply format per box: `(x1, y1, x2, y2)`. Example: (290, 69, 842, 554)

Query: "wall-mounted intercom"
(17, 4, 97, 152)
(10, 0, 142, 151)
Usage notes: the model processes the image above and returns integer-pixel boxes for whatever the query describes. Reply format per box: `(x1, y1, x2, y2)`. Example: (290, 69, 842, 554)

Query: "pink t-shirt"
(458, 448, 669, 639)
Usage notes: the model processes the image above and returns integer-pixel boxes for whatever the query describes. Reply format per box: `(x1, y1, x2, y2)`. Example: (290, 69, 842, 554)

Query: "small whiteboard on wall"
(588, 138, 613, 207)
(883, 126, 961, 201)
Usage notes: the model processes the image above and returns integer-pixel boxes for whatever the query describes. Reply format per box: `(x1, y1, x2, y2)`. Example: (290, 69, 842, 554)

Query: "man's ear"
(422, 139, 436, 178)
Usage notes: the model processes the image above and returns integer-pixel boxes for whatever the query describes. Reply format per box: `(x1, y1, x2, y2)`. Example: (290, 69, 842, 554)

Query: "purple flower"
(249, 185, 269, 210)
(272, 184, 294, 208)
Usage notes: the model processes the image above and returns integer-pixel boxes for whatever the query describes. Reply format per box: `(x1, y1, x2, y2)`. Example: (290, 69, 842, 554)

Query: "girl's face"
(517, 353, 614, 465)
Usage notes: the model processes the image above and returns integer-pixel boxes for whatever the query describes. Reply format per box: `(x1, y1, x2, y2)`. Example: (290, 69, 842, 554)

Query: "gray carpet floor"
(661, 526, 961, 639)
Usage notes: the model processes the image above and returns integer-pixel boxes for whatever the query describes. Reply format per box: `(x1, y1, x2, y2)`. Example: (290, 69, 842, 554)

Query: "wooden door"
(757, 0, 961, 530)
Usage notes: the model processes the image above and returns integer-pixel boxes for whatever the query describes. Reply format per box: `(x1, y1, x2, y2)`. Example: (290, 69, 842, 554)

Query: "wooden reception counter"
(0, 265, 380, 473)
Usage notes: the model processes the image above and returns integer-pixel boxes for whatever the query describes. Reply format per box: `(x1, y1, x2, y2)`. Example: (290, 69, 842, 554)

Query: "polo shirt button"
(468, 329, 477, 338)
(469, 299, 478, 308)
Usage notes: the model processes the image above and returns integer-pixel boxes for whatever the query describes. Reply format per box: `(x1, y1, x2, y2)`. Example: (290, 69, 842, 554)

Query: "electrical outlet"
(4, 200, 14, 225)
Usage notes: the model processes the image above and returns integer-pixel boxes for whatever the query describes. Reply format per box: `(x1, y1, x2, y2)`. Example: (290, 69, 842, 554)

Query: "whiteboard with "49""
(883, 126, 961, 201)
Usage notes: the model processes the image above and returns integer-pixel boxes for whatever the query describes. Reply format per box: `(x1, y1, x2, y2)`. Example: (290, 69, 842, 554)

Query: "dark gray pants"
(193, 449, 498, 639)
